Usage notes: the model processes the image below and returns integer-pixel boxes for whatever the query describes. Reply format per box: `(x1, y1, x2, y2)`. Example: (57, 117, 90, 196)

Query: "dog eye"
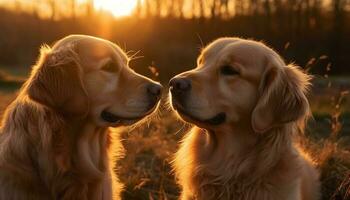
(102, 61, 118, 73)
(220, 65, 239, 76)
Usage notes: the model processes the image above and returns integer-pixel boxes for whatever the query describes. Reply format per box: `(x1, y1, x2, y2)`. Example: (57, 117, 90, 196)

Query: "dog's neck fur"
(174, 124, 298, 192)
(174, 123, 305, 199)
(205, 124, 294, 177)
(205, 126, 258, 162)
(0, 94, 114, 198)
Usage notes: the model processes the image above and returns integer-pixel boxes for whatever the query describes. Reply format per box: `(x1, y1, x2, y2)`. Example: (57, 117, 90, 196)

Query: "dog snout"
(147, 83, 163, 99)
(169, 77, 191, 95)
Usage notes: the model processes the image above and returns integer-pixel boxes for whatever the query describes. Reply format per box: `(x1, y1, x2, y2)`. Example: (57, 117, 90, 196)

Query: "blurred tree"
(249, 0, 259, 16)
(210, 0, 218, 18)
(263, 0, 271, 16)
(69, 0, 76, 19)
(86, 0, 94, 17)
(199, 0, 205, 18)
(144, 0, 151, 17)
(13, 0, 21, 12)
(167, 0, 184, 18)
(29, 0, 39, 17)
(191, 0, 205, 18)
(135, 0, 142, 17)
(176, 0, 185, 18)
(47, 0, 56, 20)
(235, 0, 245, 16)
(220, 0, 230, 17)
(154, 0, 162, 17)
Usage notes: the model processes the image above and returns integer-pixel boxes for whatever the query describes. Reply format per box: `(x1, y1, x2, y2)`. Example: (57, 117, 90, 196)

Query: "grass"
(0, 74, 349, 200)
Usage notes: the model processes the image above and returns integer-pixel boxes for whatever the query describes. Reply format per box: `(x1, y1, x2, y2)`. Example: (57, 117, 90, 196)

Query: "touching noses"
(144, 77, 193, 103)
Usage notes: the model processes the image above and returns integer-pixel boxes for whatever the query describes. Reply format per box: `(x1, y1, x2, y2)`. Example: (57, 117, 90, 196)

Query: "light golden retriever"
(0, 35, 162, 199)
(169, 37, 320, 200)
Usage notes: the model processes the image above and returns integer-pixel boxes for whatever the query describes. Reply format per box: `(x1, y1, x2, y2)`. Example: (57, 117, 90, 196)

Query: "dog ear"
(27, 45, 89, 117)
(251, 60, 311, 133)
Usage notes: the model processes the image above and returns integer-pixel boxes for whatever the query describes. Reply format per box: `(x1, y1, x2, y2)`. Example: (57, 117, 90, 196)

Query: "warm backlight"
(94, 0, 139, 17)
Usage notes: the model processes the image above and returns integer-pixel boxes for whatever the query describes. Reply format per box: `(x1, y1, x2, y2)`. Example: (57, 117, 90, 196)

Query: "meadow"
(0, 68, 349, 200)
(0, 0, 350, 199)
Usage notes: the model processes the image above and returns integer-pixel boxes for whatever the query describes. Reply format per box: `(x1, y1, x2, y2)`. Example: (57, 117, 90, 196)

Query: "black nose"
(169, 77, 191, 93)
(147, 83, 163, 97)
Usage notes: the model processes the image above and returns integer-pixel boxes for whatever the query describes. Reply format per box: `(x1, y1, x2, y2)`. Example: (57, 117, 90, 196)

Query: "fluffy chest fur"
(0, 98, 123, 200)
(173, 127, 308, 200)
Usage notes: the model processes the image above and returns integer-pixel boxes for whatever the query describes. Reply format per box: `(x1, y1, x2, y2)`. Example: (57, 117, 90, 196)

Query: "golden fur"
(0, 35, 162, 199)
(170, 37, 320, 200)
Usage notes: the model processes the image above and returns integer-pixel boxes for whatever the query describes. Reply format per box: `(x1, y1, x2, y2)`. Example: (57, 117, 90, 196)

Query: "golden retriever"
(169, 37, 320, 200)
(0, 35, 162, 200)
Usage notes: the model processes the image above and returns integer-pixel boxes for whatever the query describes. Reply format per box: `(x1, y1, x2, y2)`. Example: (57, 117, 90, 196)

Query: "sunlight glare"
(94, 0, 139, 17)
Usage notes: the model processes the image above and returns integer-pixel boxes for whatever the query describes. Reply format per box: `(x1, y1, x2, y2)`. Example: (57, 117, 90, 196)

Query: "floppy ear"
(27, 45, 89, 117)
(251, 60, 311, 133)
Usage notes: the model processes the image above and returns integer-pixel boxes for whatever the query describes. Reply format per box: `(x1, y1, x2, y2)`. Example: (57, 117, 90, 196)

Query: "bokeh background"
(0, 0, 349, 199)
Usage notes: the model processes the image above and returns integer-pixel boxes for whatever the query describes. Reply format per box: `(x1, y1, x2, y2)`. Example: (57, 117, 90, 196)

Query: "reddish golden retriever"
(169, 38, 320, 200)
(0, 35, 162, 199)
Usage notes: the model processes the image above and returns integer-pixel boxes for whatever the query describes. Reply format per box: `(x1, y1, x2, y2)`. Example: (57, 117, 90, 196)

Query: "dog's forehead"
(201, 39, 267, 69)
(52, 35, 130, 73)
(198, 39, 279, 82)
(79, 39, 127, 62)
(201, 38, 240, 61)
(54, 35, 128, 64)
(201, 39, 265, 66)
(221, 41, 267, 63)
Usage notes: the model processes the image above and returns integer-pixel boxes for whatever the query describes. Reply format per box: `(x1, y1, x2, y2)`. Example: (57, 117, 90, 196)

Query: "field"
(0, 0, 350, 199)
(0, 68, 349, 200)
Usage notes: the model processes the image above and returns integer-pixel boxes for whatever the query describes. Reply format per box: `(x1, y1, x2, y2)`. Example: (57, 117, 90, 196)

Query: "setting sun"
(93, 0, 139, 17)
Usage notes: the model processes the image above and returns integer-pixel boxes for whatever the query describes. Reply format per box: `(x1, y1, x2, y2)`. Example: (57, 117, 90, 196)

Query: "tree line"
(1, 0, 349, 76)
(9, 0, 350, 20)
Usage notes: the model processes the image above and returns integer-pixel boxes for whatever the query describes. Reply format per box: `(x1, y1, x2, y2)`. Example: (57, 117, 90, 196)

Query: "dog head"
(27, 35, 162, 127)
(169, 37, 310, 133)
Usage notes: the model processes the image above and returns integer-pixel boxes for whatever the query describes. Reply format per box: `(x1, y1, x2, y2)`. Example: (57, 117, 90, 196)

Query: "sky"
(0, 0, 141, 18)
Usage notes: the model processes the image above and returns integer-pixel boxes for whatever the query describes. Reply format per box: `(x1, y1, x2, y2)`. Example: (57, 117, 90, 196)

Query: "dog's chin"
(100, 103, 159, 127)
(172, 102, 226, 127)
